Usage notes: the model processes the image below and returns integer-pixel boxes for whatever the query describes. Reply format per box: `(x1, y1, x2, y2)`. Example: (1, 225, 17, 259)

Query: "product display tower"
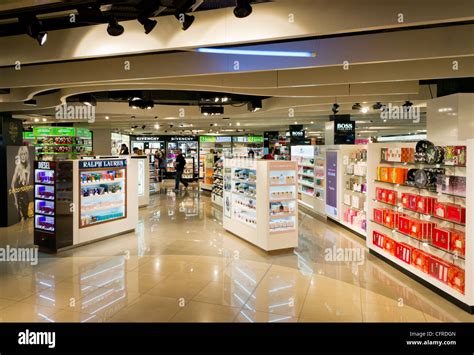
(367, 140, 473, 312)
(325, 145, 368, 238)
(223, 158, 298, 252)
(291, 145, 326, 216)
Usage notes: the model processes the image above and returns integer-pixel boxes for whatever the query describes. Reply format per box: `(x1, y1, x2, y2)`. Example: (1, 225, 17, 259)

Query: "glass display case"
(79, 160, 127, 228)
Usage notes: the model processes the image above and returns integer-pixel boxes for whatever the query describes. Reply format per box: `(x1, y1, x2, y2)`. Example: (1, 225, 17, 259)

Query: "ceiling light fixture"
(79, 94, 97, 107)
(372, 102, 383, 110)
(42, 118, 47, 122)
(105, 116, 109, 120)
(361, 107, 369, 114)
(21, 16, 48, 46)
(107, 17, 124, 36)
(201, 106, 224, 116)
(352, 103, 362, 111)
(138, 16, 157, 34)
(34, 118, 39, 122)
(403, 100, 413, 109)
(248, 100, 262, 112)
(234, 0, 253, 18)
(196, 48, 316, 58)
(331, 103, 339, 115)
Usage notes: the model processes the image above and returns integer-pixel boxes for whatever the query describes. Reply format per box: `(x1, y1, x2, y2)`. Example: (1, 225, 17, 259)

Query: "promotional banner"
(6, 146, 34, 225)
(334, 118, 355, 144)
(325, 151, 338, 218)
(0, 115, 23, 146)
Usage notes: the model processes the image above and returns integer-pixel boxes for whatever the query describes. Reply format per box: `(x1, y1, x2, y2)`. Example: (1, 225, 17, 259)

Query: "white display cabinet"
(223, 159, 298, 252)
(131, 156, 149, 207)
(325, 145, 368, 238)
(211, 157, 224, 207)
(366, 140, 473, 312)
(34, 158, 139, 253)
(291, 145, 326, 216)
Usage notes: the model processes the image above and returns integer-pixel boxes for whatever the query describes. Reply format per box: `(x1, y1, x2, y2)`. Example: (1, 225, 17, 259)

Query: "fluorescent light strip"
(196, 48, 316, 58)
(377, 134, 427, 142)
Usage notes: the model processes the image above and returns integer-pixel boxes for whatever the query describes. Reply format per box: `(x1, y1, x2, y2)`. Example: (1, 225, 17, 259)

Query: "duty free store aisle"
(0, 185, 473, 322)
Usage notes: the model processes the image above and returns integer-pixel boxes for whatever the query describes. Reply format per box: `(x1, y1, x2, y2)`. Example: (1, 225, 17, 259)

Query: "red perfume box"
(433, 201, 449, 219)
(387, 190, 398, 205)
(383, 237, 397, 255)
(416, 196, 436, 215)
(374, 208, 385, 225)
(395, 242, 412, 264)
(432, 227, 451, 251)
(412, 249, 430, 273)
(428, 256, 449, 284)
(373, 230, 386, 249)
(450, 229, 465, 257)
(448, 266, 465, 294)
(376, 187, 386, 202)
(446, 204, 466, 224)
(410, 219, 435, 240)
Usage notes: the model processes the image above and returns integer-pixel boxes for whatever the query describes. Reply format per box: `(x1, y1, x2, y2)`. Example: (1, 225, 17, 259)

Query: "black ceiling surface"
(0, 0, 270, 37)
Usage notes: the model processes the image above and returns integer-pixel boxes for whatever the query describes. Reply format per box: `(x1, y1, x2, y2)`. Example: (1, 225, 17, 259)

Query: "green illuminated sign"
(23, 132, 34, 139)
(199, 136, 216, 143)
(76, 128, 92, 139)
(33, 127, 75, 137)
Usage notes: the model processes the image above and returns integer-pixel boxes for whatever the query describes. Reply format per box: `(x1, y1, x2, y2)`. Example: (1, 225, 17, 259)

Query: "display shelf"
(298, 189, 314, 197)
(298, 180, 314, 188)
(367, 141, 472, 308)
(298, 172, 315, 178)
(380, 160, 466, 169)
(223, 159, 298, 251)
(371, 219, 465, 261)
(374, 180, 466, 199)
(373, 199, 467, 227)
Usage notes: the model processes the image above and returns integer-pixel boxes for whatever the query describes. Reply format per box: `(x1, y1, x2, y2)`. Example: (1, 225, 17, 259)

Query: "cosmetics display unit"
(33, 127, 93, 161)
(223, 158, 298, 251)
(34, 158, 138, 252)
(325, 145, 368, 238)
(291, 145, 326, 216)
(131, 156, 149, 207)
(199, 136, 232, 181)
(367, 140, 473, 311)
(201, 152, 216, 191)
(232, 136, 264, 159)
(211, 157, 224, 206)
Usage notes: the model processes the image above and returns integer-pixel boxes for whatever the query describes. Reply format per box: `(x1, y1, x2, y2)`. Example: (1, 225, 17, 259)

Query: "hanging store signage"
(200, 136, 232, 143)
(334, 119, 355, 144)
(76, 128, 92, 139)
(169, 136, 196, 142)
(232, 136, 263, 143)
(131, 135, 164, 142)
(33, 127, 75, 137)
(79, 159, 127, 169)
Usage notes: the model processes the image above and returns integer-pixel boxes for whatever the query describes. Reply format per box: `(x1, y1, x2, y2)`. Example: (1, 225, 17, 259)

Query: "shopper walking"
(174, 149, 189, 190)
(159, 150, 167, 182)
(119, 144, 129, 155)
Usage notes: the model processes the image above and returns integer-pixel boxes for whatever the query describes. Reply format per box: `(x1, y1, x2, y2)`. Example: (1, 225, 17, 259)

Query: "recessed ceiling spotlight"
(361, 107, 369, 114)
(222, 97, 229, 103)
(131, 128, 135, 131)
(310, 121, 314, 124)
(294, 121, 298, 124)
(42, 118, 47, 122)
(372, 102, 383, 110)
(105, 116, 109, 120)
(34, 118, 39, 122)
(236, 122, 241, 126)
(107, 17, 124, 36)
(234, 0, 252, 18)
(154, 124, 159, 129)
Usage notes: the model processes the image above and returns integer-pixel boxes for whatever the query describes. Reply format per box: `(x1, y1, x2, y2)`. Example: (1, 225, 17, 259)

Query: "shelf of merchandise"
(223, 159, 298, 251)
(33, 127, 93, 160)
(211, 157, 224, 206)
(366, 141, 473, 312)
(291, 145, 326, 217)
(80, 169, 126, 228)
(324, 145, 367, 238)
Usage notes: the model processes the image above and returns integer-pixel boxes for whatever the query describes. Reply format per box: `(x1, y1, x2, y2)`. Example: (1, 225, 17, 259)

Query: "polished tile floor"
(0, 185, 473, 323)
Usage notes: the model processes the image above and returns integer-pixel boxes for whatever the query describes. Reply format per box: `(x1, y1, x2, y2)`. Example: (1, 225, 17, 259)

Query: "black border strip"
(370, 248, 474, 314)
